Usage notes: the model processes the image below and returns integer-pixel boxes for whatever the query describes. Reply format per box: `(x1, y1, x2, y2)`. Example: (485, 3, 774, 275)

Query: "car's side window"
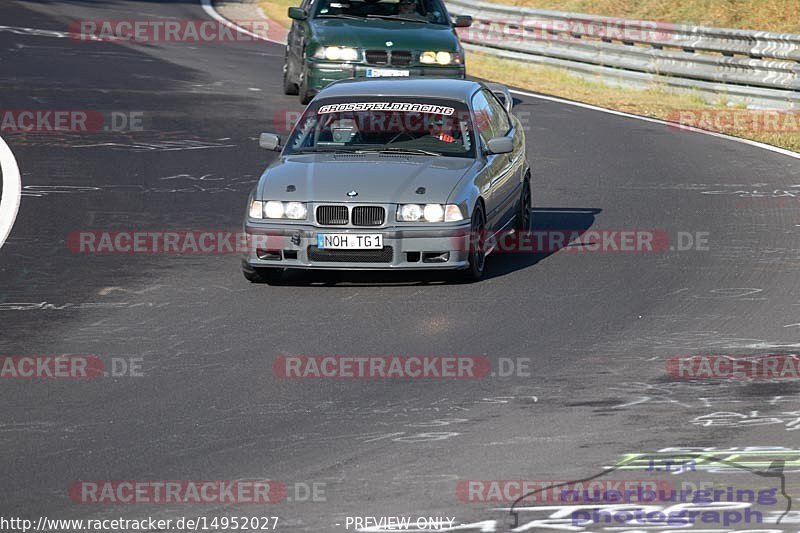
(482, 89, 511, 137)
(470, 90, 496, 143)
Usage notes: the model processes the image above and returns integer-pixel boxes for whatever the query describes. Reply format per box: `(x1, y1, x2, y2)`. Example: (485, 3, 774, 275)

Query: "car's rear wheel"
(242, 263, 284, 285)
(298, 66, 313, 105)
(283, 52, 299, 95)
(459, 203, 487, 282)
(515, 176, 531, 231)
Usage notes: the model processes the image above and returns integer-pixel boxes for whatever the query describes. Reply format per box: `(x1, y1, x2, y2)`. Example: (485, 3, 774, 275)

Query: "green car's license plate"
(366, 68, 410, 78)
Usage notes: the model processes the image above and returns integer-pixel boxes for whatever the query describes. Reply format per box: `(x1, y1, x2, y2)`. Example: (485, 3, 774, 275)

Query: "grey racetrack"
(2, 0, 800, 531)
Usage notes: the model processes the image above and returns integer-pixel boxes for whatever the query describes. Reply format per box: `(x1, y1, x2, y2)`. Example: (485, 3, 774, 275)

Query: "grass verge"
(264, 0, 800, 33)
(487, 0, 800, 33)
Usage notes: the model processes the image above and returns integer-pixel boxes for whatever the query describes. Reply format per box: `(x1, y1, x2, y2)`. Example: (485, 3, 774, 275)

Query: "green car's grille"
(364, 50, 413, 67)
(365, 50, 389, 65)
(390, 51, 412, 66)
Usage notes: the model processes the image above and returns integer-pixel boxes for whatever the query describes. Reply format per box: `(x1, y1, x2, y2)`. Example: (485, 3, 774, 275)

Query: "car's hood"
(311, 18, 459, 51)
(258, 155, 475, 204)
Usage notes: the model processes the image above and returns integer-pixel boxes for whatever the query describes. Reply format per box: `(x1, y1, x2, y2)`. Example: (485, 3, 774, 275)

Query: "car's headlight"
(314, 46, 359, 61)
(420, 50, 458, 65)
(264, 200, 285, 219)
(284, 201, 308, 220)
(249, 200, 264, 219)
(397, 204, 464, 222)
(250, 200, 308, 220)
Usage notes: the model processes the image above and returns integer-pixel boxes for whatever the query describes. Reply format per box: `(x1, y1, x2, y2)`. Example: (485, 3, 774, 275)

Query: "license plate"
(317, 233, 383, 249)
(366, 68, 410, 78)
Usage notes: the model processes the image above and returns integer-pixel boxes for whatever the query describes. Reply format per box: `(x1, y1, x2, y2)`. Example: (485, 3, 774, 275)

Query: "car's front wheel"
(242, 263, 284, 285)
(283, 52, 299, 95)
(515, 175, 531, 231)
(459, 203, 487, 282)
(298, 66, 313, 105)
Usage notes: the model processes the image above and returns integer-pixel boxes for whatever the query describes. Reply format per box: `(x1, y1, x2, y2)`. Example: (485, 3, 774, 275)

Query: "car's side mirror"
(260, 132, 282, 151)
(288, 7, 308, 20)
(453, 15, 473, 28)
(486, 136, 513, 155)
(485, 82, 513, 112)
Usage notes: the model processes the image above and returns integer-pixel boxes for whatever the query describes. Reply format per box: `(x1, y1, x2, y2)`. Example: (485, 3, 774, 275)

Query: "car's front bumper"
(306, 60, 466, 92)
(243, 221, 472, 270)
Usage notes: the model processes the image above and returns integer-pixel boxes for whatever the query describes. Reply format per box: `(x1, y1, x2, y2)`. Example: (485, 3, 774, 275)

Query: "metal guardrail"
(448, 0, 800, 107)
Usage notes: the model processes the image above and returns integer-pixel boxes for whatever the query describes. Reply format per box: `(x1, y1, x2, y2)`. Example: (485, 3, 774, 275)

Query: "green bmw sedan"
(282, 0, 473, 103)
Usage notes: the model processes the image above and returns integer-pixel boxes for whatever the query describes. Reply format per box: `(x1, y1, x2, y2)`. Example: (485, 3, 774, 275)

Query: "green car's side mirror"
(453, 15, 473, 28)
(288, 7, 308, 20)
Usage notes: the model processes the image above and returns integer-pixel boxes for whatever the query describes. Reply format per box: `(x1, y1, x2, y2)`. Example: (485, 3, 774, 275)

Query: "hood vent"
(331, 153, 409, 160)
(333, 153, 367, 159)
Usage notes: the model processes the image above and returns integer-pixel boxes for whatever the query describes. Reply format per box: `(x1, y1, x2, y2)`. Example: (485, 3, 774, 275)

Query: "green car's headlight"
(314, 46, 359, 61)
(250, 200, 308, 220)
(420, 51, 457, 65)
(397, 204, 464, 222)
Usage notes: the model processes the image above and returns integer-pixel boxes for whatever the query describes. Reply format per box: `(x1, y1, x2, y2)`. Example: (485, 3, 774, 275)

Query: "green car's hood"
(311, 18, 459, 50)
(258, 154, 476, 204)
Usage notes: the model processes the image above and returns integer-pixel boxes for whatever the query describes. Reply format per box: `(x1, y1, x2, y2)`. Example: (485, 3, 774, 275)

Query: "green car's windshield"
(314, 0, 450, 25)
(285, 98, 475, 158)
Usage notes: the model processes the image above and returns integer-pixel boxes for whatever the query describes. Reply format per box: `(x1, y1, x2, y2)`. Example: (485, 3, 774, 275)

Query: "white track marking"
(507, 88, 800, 160)
(202, 0, 800, 160)
(0, 135, 21, 250)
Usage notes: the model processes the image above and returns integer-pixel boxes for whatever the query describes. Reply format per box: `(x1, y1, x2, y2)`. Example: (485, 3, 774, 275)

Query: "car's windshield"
(313, 0, 450, 25)
(284, 98, 475, 158)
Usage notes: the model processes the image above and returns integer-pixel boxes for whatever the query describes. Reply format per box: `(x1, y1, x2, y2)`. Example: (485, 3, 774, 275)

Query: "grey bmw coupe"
(243, 78, 531, 283)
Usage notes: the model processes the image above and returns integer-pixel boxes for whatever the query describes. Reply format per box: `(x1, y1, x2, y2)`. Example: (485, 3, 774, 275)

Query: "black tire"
(298, 66, 313, 105)
(283, 53, 299, 95)
(459, 203, 487, 282)
(242, 263, 284, 285)
(515, 175, 531, 231)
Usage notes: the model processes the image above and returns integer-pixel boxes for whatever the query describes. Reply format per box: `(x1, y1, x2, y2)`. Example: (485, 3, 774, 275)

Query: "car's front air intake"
(308, 246, 394, 263)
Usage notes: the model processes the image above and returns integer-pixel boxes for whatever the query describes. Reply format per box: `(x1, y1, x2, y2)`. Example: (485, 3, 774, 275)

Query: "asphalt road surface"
(2, 0, 800, 531)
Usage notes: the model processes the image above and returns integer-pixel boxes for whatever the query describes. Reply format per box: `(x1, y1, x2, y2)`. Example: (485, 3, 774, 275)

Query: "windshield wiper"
(316, 13, 367, 20)
(357, 147, 442, 156)
(291, 147, 356, 154)
(366, 14, 425, 23)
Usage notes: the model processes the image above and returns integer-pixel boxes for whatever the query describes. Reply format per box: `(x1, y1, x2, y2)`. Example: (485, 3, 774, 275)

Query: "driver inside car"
(427, 117, 457, 143)
(397, 0, 418, 15)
